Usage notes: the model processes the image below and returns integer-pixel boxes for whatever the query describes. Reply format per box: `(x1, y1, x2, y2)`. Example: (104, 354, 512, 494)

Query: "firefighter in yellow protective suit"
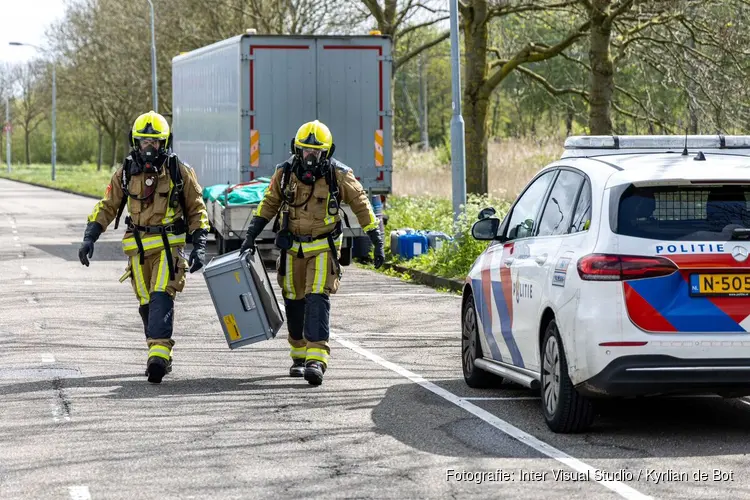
(240, 120, 385, 386)
(78, 111, 210, 384)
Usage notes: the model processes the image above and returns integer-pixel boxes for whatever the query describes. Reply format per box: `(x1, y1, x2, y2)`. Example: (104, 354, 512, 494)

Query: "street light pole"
(449, 0, 466, 225)
(9, 41, 56, 180)
(51, 62, 56, 180)
(5, 96, 10, 172)
(146, 0, 158, 113)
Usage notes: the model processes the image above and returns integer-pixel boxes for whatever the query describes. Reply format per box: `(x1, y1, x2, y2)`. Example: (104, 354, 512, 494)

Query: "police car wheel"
(541, 319, 594, 433)
(462, 294, 502, 388)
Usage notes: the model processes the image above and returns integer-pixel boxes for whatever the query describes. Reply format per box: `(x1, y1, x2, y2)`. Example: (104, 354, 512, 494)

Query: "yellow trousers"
(277, 249, 340, 368)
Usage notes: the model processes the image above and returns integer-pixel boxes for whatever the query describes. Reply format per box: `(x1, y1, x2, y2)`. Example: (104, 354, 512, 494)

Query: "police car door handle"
(535, 254, 547, 265)
(504, 257, 514, 267)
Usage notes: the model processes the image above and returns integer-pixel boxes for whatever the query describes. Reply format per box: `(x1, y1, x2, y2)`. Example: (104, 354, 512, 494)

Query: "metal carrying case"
(202, 249, 284, 349)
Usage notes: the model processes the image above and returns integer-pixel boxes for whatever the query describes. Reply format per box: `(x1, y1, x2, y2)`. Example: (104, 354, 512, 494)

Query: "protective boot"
(304, 360, 325, 386)
(146, 356, 168, 384)
(289, 359, 305, 377)
(143, 352, 172, 376)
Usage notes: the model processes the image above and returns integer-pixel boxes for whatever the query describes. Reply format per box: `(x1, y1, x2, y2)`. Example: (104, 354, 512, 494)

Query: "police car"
(461, 135, 750, 433)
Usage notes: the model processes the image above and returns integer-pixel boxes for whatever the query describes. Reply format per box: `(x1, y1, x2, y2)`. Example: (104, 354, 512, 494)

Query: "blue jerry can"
(390, 228, 414, 255)
(398, 232, 428, 260)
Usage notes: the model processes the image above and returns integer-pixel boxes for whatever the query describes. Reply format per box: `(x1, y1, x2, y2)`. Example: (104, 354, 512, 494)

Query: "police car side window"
(536, 170, 584, 237)
(569, 179, 592, 233)
(505, 170, 556, 241)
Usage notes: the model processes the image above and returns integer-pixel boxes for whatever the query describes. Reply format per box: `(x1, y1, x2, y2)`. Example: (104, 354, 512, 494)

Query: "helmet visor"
(301, 147, 323, 159)
(136, 138, 161, 149)
(301, 148, 325, 166)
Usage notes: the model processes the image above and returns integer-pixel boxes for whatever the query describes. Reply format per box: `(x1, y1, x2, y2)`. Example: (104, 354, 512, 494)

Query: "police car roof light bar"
(564, 135, 750, 150)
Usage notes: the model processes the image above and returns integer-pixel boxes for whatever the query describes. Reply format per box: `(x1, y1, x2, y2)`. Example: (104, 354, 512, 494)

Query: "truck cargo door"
(315, 39, 392, 194)
(248, 42, 316, 180)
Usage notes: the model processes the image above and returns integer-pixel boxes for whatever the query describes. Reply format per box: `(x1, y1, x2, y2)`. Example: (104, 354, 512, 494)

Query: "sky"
(0, 0, 68, 65)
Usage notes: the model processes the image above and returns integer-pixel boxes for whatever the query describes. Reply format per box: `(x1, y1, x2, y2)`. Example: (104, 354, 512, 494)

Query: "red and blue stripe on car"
(470, 243, 526, 367)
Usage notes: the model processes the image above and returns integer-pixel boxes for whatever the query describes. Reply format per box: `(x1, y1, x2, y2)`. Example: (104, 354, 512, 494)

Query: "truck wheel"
(541, 319, 595, 433)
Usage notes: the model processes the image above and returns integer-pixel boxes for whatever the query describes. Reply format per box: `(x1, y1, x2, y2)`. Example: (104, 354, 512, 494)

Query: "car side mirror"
(478, 207, 496, 220)
(471, 217, 500, 240)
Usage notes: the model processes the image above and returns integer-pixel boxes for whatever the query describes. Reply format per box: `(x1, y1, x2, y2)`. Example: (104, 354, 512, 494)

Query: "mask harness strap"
(118, 156, 175, 278)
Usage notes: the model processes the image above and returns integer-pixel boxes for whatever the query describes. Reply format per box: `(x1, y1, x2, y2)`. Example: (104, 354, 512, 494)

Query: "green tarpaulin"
(203, 178, 271, 206)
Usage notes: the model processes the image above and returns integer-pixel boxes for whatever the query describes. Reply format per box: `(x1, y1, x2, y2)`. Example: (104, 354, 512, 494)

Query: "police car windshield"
(615, 184, 750, 241)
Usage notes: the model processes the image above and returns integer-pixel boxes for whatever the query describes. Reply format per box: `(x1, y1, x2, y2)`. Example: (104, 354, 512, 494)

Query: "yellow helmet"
(292, 120, 334, 158)
(130, 110, 171, 149)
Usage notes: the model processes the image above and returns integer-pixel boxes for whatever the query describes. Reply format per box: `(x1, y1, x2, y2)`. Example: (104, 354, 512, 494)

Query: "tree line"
(1, 0, 748, 195)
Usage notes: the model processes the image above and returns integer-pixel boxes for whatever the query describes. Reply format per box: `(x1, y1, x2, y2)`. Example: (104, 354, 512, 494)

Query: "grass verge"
(0, 163, 114, 198)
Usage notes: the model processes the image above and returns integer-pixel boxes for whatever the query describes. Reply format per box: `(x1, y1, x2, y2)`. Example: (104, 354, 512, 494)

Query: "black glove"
(367, 228, 385, 269)
(241, 216, 268, 254)
(78, 221, 103, 267)
(188, 228, 208, 273)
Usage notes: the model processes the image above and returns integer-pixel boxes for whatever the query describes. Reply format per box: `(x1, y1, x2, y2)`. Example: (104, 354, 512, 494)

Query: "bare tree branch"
(481, 19, 591, 98)
(516, 64, 589, 99)
(396, 15, 451, 38)
(395, 31, 450, 71)
(603, 0, 636, 28)
(490, 0, 580, 18)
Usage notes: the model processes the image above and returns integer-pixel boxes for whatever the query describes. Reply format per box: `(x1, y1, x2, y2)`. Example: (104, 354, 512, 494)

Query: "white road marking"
(14, 243, 20, 247)
(17, 253, 23, 258)
(462, 396, 540, 401)
(335, 292, 460, 297)
(20, 265, 28, 272)
(26, 297, 38, 304)
(445, 394, 721, 403)
(12, 229, 17, 234)
(24, 280, 32, 285)
(342, 331, 459, 336)
(68, 485, 91, 500)
(13, 236, 19, 241)
(52, 403, 71, 423)
(274, 293, 459, 300)
(42, 354, 55, 363)
(332, 332, 652, 500)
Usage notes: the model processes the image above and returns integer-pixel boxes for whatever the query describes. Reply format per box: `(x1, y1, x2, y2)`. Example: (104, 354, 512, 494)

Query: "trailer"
(171, 32, 393, 257)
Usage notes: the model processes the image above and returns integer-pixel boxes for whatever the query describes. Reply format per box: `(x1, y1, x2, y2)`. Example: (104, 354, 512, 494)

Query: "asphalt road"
(1, 178, 749, 500)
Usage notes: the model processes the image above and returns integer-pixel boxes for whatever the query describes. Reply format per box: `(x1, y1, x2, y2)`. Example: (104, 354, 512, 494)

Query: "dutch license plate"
(689, 274, 750, 297)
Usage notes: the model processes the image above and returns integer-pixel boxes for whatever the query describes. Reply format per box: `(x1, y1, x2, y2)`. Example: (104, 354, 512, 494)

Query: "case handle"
(240, 292, 256, 311)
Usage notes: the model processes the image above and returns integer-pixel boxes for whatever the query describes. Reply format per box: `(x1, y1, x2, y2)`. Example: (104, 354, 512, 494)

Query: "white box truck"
(171, 33, 393, 258)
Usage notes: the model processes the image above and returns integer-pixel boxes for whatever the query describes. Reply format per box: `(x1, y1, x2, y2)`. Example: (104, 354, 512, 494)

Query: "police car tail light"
(577, 254, 678, 281)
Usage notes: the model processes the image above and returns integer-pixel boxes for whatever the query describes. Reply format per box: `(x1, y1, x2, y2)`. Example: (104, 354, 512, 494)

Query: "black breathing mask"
(138, 144, 162, 173)
(295, 150, 327, 185)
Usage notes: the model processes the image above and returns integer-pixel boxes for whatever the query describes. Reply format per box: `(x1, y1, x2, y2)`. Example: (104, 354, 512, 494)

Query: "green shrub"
(383, 194, 511, 279)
